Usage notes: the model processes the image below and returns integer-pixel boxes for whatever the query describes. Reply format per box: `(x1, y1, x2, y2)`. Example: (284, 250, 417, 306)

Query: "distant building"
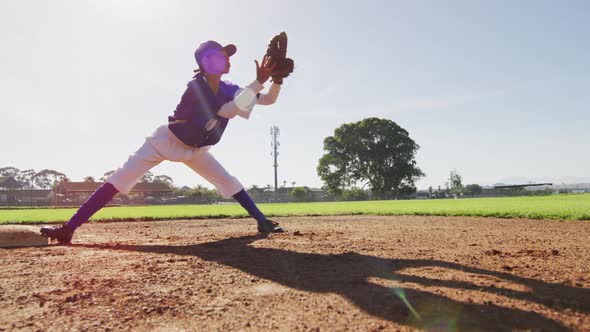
(0, 176, 21, 204)
(410, 190, 431, 199)
(0, 176, 53, 205)
(0, 176, 21, 189)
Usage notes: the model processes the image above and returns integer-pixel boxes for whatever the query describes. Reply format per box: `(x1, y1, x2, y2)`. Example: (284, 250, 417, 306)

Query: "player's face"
(202, 49, 230, 75)
(222, 50, 231, 74)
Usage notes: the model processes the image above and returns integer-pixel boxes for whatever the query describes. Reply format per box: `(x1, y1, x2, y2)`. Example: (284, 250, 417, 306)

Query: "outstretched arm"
(217, 55, 277, 120)
(216, 80, 264, 120)
(256, 83, 281, 105)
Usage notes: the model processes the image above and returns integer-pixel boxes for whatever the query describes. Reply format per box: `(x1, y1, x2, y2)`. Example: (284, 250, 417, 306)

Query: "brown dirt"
(1, 216, 589, 331)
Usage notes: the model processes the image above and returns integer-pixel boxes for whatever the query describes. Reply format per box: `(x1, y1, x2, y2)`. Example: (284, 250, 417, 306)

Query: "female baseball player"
(41, 40, 286, 244)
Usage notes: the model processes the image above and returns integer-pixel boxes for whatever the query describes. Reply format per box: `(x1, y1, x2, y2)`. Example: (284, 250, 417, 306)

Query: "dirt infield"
(1, 216, 589, 331)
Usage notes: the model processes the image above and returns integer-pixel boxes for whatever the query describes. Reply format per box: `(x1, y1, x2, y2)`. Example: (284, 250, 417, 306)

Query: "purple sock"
(65, 182, 119, 230)
(232, 189, 266, 223)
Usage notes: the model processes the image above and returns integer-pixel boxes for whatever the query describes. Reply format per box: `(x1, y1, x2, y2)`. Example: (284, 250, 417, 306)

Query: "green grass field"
(1, 194, 589, 225)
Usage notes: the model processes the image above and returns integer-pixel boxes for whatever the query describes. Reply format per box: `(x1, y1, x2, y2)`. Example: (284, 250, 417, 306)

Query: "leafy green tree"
(84, 176, 96, 183)
(317, 118, 424, 199)
(290, 187, 310, 201)
(464, 184, 483, 197)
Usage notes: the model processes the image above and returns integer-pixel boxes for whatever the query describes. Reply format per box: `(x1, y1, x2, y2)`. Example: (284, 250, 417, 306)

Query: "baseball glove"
(266, 32, 294, 85)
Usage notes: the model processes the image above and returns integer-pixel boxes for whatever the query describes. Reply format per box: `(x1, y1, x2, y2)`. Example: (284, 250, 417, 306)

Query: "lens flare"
(391, 287, 421, 319)
(408, 299, 461, 332)
(376, 263, 462, 332)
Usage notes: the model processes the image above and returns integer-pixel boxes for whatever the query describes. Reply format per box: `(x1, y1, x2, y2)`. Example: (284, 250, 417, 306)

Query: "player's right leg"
(184, 150, 284, 233)
(41, 140, 164, 244)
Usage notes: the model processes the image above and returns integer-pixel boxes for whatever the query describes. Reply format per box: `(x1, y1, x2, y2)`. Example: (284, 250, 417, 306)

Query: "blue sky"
(1, 0, 588, 190)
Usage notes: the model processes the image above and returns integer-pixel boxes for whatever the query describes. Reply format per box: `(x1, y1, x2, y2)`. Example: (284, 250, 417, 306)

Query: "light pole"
(270, 126, 280, 192)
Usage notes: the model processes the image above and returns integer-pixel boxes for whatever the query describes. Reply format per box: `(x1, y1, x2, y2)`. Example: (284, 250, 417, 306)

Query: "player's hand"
(255, 55, 277, 84)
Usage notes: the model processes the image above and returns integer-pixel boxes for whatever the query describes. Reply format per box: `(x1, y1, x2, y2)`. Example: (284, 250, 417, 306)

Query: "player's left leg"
(41, 139, 165, 243)
(184, 151, 284, 233)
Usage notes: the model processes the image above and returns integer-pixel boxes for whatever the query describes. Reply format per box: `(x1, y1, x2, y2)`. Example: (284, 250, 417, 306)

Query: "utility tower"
(270, 125, 280, 191)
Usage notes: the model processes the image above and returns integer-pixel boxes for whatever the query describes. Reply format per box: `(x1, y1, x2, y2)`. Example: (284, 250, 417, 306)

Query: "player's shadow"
(78, 235, 585, 331)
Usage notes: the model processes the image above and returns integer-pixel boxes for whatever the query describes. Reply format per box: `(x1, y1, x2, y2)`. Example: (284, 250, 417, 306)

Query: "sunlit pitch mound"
(0, 225, 49, 248)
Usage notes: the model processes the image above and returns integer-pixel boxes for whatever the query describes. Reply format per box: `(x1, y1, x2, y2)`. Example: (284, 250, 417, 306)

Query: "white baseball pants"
(106, 125, 243, 198)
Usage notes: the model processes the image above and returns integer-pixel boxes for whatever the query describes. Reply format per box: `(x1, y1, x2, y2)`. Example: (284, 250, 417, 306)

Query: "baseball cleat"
(40, 224, 75, 244)
(257, 219, 284, 234)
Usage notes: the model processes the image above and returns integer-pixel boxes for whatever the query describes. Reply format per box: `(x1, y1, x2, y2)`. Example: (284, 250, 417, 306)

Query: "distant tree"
(203, 189, 222, 202)
(464, 184, 483, 197)
(172, 186, 191, 196)
(247, 185, 263, 201)
(428, 186, 433, 197)
(290, 187, 310, 201)
(188, 185, 205, 200)
(449, 169, 463, 195)
(291, 181, 296, 187)
(100, 170, 116, 182)
(33, 169, 67, 189)
(16, 169, 36, 188)
(0, 166, 20, 177)
(189, 185, 221, 203)
(84, 176, 96, 183)
(341, 187, 369, 201)
(153, 175, 173, 186)
(317, 118, 424, 199)
(140, 171, 154, 183)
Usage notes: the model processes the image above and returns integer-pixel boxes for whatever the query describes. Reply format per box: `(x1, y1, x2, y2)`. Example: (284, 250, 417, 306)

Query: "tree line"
(0, 167, 175, 190)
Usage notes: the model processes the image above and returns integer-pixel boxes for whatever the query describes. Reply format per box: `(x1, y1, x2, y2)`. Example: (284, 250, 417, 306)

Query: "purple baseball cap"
(194, 41, 237, 74)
